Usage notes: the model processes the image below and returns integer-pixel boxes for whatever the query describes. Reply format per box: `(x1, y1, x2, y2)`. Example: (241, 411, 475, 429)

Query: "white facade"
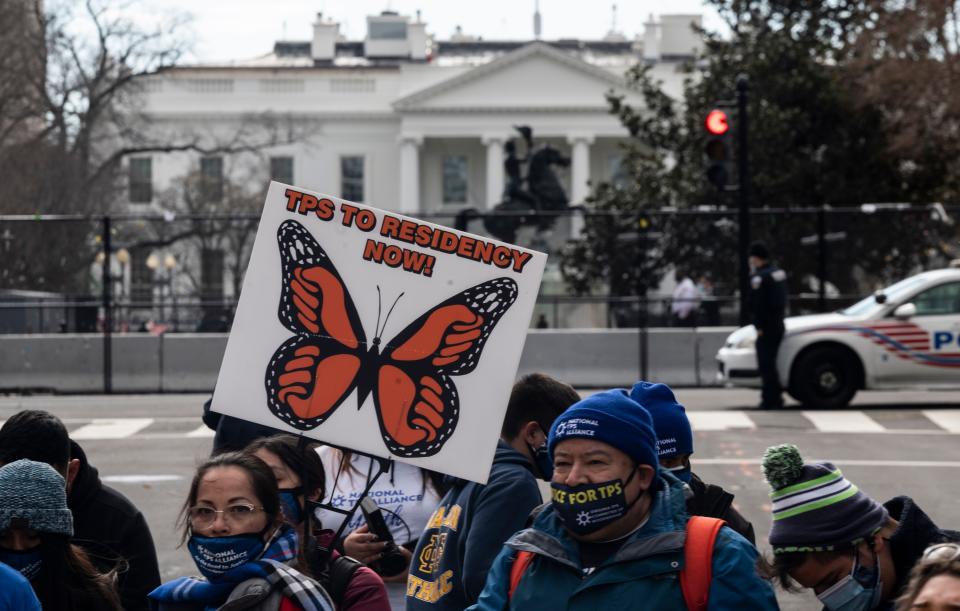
(122, 12, 701, 325)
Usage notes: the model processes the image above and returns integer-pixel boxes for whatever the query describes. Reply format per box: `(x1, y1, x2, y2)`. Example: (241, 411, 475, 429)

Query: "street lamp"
(147, 252, 178, 331)
(95, 247, 130, 330)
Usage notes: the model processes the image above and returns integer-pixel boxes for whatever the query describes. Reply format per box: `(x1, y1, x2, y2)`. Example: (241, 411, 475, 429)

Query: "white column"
(398, 134, 422, 214)
(567, 133, 594, 238)
(481, 134, 506, 209)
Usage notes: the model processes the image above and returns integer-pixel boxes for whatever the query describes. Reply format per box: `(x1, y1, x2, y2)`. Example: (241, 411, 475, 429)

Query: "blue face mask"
(817, 547, 883, 611)
(278, 489, 303, 525)
(0, 547, 43, 580)
(187, 533, 267, 581)
(664, 464, 692, 483)
(528, 441, 553, 481)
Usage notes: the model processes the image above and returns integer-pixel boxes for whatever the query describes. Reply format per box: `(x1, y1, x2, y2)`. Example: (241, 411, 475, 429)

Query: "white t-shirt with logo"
(314, 446, 442, 547)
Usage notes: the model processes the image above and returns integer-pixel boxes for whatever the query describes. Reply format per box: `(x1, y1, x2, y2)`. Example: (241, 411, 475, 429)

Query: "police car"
(716, 268, 960, 408)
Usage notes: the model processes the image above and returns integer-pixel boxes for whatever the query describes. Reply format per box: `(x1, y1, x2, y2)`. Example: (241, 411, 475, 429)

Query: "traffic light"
(704, 107, 732, 190)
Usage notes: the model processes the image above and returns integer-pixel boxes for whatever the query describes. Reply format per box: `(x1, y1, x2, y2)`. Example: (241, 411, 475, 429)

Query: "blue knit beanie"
(763, 445, 888, 554)
(630, 381, 693, 459)
(548, 389, 659, 476)
(0, 459, 74, 536)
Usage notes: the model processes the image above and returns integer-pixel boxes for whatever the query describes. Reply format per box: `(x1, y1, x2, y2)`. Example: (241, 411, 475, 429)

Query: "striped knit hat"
(763, 444, 888, 554)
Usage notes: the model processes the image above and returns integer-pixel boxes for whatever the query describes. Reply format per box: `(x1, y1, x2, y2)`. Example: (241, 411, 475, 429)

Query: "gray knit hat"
(763, 445, 887, 554)
(0, 459, 74, 536)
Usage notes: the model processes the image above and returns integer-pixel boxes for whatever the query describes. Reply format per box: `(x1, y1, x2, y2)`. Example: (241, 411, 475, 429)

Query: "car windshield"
(841, 275, 930, 317)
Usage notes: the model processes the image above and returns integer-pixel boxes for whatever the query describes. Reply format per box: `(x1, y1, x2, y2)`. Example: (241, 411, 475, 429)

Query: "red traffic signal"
(705, 109, 729, 135)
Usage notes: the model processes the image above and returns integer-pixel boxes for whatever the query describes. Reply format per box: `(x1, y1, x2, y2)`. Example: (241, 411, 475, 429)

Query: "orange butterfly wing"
(372, 278, 518, 457)
(265, 220, 366, 430)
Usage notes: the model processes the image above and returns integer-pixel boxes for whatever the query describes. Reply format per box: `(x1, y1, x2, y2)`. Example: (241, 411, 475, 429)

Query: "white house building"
(124, 10, 701, 327)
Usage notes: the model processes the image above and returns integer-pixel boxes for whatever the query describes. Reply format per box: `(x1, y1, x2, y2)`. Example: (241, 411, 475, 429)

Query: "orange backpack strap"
(507, 550, 536, 600)
(679, 516, 726, 611)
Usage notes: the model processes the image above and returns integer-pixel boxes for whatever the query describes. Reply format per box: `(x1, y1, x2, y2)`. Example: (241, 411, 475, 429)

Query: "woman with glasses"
(148, 452, 334, 611)
(0, 459, 121, 611)
(897, 544, 960, 610)
(245, 435, 391, 611)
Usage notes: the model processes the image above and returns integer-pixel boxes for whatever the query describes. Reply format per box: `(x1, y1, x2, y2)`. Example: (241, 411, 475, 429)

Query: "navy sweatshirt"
(406, 441, 542, 611)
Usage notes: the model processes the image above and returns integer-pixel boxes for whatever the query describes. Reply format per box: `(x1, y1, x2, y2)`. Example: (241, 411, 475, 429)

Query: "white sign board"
(211, 182, 546, 483)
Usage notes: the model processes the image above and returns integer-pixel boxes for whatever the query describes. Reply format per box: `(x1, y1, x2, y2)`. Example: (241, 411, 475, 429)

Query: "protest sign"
(211, 182, 546, 483)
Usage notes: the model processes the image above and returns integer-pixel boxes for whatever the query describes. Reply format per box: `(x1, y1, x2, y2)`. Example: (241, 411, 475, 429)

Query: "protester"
(0, 561, 41, 611)
(148, 452, 335, 610)
(0, 409, 160, 611)
(405, 374, 577, 610)
(203, 397, 287, 455)
(0, 459, 122, 610)
(468, 389, 779, 610)
(896, 543, 960, 610)
(631, 380, 756, 544)
(245, 435, 391, 611)
(761, 444, 960, 610)
(671, 269, 701, 327)
(314, 448, 444, 584)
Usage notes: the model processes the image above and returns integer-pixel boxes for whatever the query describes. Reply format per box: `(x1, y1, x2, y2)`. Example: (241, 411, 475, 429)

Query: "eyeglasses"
(188, 504, 264, 529)
(921, 543, 960, 563)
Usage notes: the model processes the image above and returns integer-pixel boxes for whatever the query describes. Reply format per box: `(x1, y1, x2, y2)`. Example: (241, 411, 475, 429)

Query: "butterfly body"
(264, 219, 519, 457)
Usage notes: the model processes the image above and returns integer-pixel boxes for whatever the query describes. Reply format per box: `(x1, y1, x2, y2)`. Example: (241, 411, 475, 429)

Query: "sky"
(131, 0, 721, 63)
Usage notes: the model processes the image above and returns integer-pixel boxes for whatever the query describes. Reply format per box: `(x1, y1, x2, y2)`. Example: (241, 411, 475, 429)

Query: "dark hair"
(245, 435, 325, 499)
(896, 545, 960, 610)
(0, 410, 71, 472)
(500, 373, 580, 441)
(177, 451, 281, 545)
(32, 533, 122, 611)
(759, 547, 854, 592)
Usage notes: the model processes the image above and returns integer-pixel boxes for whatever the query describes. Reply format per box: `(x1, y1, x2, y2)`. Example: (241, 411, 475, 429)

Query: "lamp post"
(147, 252, 178, 330)
(94, 214, 129, 393)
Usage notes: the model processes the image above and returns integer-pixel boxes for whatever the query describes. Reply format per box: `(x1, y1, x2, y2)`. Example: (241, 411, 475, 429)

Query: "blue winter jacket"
(467, 474, 780, 611)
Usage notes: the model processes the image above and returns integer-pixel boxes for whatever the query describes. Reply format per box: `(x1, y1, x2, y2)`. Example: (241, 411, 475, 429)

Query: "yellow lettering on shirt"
(426, 507, 445, 530)
(408, 570, 455, 603)
(442, 505, 461, 530)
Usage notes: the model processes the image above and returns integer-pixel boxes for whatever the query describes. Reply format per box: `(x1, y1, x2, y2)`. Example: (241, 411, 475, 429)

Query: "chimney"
(642, 14, 659, 62)
(409, 19, 427, 60)
(659, 14, 701, 58)
(312, 13, 339, 62)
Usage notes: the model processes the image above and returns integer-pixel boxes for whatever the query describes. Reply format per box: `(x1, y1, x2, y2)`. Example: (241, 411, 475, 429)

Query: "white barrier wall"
(0, 328, 737, 393)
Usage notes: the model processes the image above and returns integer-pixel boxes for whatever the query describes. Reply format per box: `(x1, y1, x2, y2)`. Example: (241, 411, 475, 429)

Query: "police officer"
(749, 242, 787, 409)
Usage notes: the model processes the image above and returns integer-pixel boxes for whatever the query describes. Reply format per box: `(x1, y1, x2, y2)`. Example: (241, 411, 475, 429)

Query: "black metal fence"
(1, 204, 956, 334)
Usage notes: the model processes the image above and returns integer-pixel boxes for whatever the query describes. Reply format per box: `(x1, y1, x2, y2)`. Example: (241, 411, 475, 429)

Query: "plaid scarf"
(149, 525, 334, 611)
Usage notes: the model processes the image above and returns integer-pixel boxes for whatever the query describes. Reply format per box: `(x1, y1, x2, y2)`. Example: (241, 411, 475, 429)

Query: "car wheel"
(790, 346, 860, 409)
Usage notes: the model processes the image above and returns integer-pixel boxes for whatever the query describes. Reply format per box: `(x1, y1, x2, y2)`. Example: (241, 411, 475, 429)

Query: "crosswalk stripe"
(801, 411, 885, 433)
(70, 418, 154, 440)
(186, 425, 215, 438)
(922, 410, 960, 433)
(687, 411, 756, 431)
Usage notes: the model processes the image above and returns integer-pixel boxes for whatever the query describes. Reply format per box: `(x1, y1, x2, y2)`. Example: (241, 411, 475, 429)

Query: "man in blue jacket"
(468, 389, 780, 611)
(406, 373, 580, 611)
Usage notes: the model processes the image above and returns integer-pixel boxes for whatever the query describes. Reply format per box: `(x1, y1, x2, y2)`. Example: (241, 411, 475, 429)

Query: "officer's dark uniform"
(750, 258, 787, 408)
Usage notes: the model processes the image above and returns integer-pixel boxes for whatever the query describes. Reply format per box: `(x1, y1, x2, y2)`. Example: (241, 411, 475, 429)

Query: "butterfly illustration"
(264, 219, 519, 457)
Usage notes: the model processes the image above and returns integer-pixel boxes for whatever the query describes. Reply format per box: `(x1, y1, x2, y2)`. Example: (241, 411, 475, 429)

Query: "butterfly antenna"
(381, 292, 405, 338)
(374, 286, 383, 341)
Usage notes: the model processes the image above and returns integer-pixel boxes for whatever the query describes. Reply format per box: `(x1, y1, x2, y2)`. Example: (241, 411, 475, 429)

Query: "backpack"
(507, 516, 726, 611)
(319, 555, 363, 607)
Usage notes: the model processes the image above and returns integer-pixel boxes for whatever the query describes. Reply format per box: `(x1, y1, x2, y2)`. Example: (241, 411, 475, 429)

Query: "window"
(609, 154, 628, 189)
(200, 156, 223, 202)
(341, 156, 364, 202)
(130, 250, 153, 305)
(270, 156, 294, 185)
(442, 155, 468, 204)
(128, 158, 152, 203)
(912, 282, 960, 316)
(369, 21, 407, 40)
(201, 248, 224, 303)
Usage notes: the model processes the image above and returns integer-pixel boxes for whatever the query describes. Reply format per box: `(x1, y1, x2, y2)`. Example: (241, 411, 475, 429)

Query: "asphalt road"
(1, 388, 958, 610)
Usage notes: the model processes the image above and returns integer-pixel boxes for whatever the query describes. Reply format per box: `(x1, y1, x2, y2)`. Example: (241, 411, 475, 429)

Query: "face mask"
(550, 468, 639, 536)
(0, 547, 43, 580)
(817, 547, 883, 611)
(664, 464, 692, 483)
(278, 489, 304, 524)
(187, 533, 267, 581)
(528, 441, 553, 481)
